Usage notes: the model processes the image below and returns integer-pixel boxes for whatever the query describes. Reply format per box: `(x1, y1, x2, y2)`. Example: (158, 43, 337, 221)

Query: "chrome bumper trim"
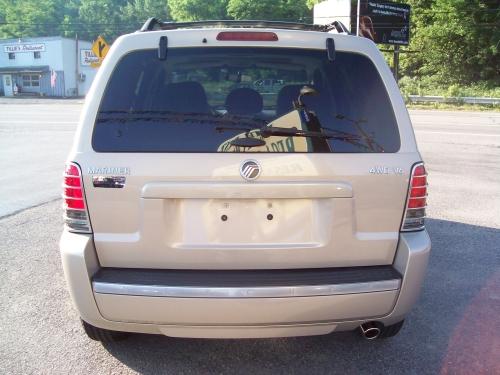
(92, 279, 401, 298)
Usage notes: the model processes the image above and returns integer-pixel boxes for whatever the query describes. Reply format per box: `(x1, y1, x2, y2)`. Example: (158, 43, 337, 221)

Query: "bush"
(398, 76, 500, 99)
(446, 84, 463, 98)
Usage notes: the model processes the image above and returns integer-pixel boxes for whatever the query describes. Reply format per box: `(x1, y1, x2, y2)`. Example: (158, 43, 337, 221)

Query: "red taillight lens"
(413, 165, 426, 176)
(411, 175, 426, 187)
(410, 186, 426, 198)
(65, 198, 85, 210)
(401, 163, 428, 231)
(216, 31, 279, 41)
(64, 187, 83, 199)
(64, 176, 81, 187)
(62, 162, 92, 233)
(408, 197, 427, 209)
(65, 164, 80, 176)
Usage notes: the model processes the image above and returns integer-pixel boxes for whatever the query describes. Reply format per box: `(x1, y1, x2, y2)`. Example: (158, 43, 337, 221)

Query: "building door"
(2, 75, 14, 97)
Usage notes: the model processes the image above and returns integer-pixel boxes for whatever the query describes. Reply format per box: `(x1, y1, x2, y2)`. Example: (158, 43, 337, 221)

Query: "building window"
(22, 74, 40, 87)
(34, 51, 41, 59)
(8, 52, 15, 60)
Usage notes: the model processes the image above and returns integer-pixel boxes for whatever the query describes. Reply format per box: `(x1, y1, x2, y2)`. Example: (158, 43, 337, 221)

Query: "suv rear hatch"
(78, 30, 419, 269)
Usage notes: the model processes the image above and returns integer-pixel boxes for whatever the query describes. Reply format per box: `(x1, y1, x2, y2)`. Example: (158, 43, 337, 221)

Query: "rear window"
(93, 47, 400, 153)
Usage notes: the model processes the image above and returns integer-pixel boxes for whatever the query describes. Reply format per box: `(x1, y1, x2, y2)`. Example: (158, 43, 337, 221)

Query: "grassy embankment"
(399, 79, 500, 111)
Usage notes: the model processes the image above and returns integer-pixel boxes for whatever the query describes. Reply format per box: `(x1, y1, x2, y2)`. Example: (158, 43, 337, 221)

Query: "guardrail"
(408, 95, 500, 105)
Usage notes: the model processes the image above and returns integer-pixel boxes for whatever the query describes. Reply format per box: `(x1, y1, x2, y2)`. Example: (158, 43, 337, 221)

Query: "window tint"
(93, 47, 400, 153)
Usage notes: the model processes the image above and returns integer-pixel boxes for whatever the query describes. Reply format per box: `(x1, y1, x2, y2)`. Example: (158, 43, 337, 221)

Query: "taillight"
(63, 162, 92, 233)
(216, 31, 279, 41)
(401, 163, 427, 231)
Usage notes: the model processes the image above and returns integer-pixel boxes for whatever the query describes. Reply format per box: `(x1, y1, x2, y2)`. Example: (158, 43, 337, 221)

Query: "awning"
(0, 65, 50, 74)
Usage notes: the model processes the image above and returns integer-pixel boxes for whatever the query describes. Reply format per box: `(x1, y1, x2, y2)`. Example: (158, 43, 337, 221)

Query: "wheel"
(379, 320, 405, 339)
(81, 319, 131, 343)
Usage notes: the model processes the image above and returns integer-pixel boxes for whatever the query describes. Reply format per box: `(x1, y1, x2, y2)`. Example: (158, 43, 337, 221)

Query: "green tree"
(418, 0, 500, 85)
(305, 0, 321, 9)
(77, 0, 131, 40)
(0, 0, 68, 38)
(121, 0, 170, 27)
(227, 0, 310, 21)
(168, 0, 230, 21)
(395, 0, 435, 82)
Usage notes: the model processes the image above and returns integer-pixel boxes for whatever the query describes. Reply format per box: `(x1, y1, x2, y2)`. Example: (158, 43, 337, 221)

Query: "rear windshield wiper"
(216, 124, 362, 143)
(261, 126, 360, 141)
(96, 110, 268, 128)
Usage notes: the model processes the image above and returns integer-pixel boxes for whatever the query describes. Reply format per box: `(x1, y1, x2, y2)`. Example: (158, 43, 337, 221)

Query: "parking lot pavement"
(0, 105, 499, 374)
(0, 103, 80, 217)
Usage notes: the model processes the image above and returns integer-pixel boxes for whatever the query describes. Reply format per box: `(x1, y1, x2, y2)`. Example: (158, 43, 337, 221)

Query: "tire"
(81, 319, 131, 343)
(379, 320, 405, 339)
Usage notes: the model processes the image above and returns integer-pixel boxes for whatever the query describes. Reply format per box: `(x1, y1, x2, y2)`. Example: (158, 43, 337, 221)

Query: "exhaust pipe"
(359, 322, 381, 340)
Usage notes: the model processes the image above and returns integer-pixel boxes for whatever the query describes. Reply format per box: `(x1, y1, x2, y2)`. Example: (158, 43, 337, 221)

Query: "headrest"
(225, 88, 263, 115)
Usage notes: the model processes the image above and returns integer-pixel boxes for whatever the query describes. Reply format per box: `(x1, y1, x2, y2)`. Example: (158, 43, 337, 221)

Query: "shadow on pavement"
(102, 218, 500, 374)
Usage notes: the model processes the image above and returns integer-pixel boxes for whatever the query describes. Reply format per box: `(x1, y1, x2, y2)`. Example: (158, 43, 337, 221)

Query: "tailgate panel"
(83, 153, 418, 269)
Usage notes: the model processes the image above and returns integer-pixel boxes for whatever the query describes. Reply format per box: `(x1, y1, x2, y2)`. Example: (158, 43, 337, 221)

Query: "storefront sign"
(80, 49, 100, 66)
(4, 43, 46, 53)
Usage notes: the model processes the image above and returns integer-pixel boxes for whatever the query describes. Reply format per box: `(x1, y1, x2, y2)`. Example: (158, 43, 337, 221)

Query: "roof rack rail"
(139, 19, 350, 34)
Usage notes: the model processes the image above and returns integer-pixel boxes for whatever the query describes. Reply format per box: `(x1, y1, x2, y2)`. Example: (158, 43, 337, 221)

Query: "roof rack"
(139, 18, 349, 34)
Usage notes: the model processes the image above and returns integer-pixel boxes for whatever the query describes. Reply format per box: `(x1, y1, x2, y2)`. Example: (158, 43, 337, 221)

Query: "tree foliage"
(78, 0, 131, 40)
(122, 0, 170, 27)
(227, 0, 309, 21)
(0, 0, 69, 38)
(168, 0, 229, 21)
(419, 0, 499, 84)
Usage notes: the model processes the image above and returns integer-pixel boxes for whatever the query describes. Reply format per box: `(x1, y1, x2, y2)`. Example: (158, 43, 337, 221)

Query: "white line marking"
(415, 130, 500, 137)
(0, 121, 77, 124)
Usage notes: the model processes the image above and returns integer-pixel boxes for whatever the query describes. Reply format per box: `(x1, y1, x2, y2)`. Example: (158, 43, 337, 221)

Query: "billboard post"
(394, 45, 400, 82)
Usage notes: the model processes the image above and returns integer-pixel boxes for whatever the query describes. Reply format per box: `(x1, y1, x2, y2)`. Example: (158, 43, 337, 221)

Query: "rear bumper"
(60, 230, 430, 338)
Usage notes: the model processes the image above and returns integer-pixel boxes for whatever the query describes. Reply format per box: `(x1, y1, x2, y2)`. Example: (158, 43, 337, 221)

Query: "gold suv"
(60, 20, 430, 342)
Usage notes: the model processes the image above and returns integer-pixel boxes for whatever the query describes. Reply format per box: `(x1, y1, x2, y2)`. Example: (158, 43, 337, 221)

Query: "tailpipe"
(359, 322, 381, 340)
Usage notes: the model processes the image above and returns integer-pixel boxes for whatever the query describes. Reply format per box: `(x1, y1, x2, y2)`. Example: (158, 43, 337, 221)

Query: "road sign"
(91, 36, 110, 65)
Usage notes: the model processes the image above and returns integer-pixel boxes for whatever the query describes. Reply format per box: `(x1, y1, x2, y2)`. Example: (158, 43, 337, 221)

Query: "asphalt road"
(0, 102, 499, 374)
(0, 101, 81, 217)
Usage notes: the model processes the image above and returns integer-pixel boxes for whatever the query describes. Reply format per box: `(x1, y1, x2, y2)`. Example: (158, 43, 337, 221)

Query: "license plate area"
(173, 198, 330, 248)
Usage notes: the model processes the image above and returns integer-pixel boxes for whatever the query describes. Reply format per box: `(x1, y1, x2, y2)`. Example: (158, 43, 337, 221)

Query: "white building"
(0, 36, 98, 97)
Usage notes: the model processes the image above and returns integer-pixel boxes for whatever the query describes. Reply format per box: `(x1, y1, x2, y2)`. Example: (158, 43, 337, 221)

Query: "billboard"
(356, 1, 410, 45)
(314, 0, 411, 45)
